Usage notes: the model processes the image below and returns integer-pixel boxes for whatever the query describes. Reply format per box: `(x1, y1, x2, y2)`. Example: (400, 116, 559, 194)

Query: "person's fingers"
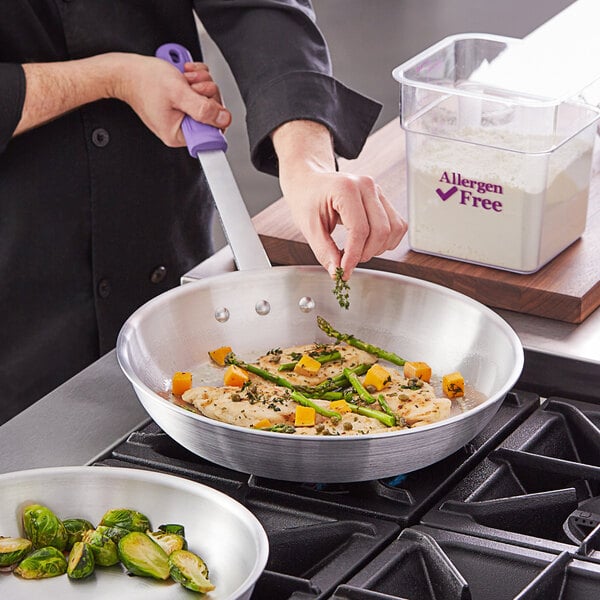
(331, 175, 389, 271)
(183, 62, 210, 74)
(183, 70, 213, 84)
(377, 187, 407, 250)
(177, 88, 231, 129)
(190, 81, 222, 102)
(307, 229, 343, 278)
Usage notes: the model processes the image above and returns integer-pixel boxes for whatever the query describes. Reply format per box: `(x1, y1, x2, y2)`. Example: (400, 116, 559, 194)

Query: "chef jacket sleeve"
(0, 63, 26, 154)
(193, 0, 382, 176)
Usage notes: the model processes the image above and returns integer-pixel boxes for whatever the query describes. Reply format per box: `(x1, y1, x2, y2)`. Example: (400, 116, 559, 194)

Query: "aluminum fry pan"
(0, 466, 268, 599)
(116, 265, 524, 482)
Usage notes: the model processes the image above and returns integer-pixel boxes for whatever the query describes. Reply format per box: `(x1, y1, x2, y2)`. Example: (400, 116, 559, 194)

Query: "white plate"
(0, 466, 268, 599)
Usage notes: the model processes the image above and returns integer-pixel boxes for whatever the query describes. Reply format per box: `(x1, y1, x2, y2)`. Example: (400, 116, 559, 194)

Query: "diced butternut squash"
(293, 354, 322, 377)
(172, 371, 192, 396)
(403, 361, 432, 383)
(208, 346, 232, 367)
(363, 364, 392, 391)
(329, 399, 352, 414)
(442, 371, 465, 398)
(294, 405, 316, 427)
(253, 418, 273, 429)
(223, 364, 249, 388)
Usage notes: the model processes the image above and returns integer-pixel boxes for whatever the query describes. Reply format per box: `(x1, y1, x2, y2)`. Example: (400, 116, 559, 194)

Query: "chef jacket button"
(150, 266, 167, 284)
(92, 128, 110, 147)
(98, 279, 111, 298)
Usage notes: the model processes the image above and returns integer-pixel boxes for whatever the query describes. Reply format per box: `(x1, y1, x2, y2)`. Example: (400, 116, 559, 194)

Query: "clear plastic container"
(392, 34, 600, 273)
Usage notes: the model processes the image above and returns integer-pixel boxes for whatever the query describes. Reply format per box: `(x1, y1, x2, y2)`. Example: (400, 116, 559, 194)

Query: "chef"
(0, 1, 407, 424)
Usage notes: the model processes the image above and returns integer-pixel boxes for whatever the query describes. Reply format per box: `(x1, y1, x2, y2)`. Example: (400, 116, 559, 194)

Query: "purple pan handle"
(155, 43, 227, 156)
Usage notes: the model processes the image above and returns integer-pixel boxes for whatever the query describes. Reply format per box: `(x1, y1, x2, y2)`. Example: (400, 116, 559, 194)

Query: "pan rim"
(117, 266, 524, 442)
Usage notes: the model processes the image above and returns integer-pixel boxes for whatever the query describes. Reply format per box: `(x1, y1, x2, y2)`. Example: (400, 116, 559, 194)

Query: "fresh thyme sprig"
(333, 267, 350, 309)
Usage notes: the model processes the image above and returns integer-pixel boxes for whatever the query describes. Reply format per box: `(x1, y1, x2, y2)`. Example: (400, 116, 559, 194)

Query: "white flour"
(406, 127, 595, 272)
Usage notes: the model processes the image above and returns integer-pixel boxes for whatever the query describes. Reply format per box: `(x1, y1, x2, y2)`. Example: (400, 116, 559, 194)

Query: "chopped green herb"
(333, 267, 350, 309)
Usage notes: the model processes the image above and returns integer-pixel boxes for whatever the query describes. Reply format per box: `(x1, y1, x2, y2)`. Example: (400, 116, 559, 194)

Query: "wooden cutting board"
(254, 119, 600, 324)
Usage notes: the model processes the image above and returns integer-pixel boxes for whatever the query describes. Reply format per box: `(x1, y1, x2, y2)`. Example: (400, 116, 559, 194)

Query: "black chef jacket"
(0, 0, 381, 424)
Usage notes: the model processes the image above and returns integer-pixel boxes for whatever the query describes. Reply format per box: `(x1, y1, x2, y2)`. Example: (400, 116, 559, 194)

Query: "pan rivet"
(214, 307, 230, 322)
(299, 297, 316, 312)
(255, 300, 271, 315)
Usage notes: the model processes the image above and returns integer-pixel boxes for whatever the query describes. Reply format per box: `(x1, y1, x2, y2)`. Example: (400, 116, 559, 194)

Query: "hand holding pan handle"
(155, 43, 228, 156)
(156, 43, 271, 273)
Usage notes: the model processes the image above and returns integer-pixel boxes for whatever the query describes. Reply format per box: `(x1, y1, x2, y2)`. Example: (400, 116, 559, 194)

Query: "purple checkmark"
(436, 186, 458, 201)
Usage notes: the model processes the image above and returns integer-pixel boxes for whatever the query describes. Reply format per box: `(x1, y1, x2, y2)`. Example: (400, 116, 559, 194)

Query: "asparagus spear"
(317, 317, 406, 366)
(290, 391, 342, 422)
(225, 353, 296, 390)
(377, 394, 396, 419)
(348, 403, 396, 427)
(259, 424, 297, 434)
(304, 363, 371, 395)
(344, 368, 376, 404)
(277, 350, 342, 372)
(308, 390, 354, 401)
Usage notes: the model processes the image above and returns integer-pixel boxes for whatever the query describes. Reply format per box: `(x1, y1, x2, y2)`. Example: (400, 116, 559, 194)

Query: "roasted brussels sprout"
(99, 508, 151, 533)
(95, 524, 129, 545)
(147, 530, 187, 555)
(22, 504, 68, 551)
(169, 549, 215, 593)
(63, 518, 94, 551)
(14, 546, 67, 579)
(117, 531, 170, 580)
(81, 528, 119, 567)
(0, 536, 32, 567)
(158, 523, 185, 537)
(67, 541, 95, 579)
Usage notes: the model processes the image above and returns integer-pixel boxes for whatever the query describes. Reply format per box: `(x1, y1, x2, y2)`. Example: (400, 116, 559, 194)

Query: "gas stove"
(96, 389, 600, 599)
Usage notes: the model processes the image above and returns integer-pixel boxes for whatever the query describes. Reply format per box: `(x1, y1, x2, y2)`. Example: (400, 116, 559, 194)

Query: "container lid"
(392, 33, 600, 153)
(393, 33, 600, 108)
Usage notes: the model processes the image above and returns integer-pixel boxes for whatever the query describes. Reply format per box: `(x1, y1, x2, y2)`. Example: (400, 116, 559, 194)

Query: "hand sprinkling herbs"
(333, 267, 350, 309)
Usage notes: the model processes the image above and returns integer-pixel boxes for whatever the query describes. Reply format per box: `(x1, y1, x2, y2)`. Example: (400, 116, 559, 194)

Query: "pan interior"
(118, 266, 523, 420)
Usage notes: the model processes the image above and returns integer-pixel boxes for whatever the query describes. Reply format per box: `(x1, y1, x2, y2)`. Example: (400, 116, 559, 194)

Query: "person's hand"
(110, 53, 232, 147)
(14, 53, 231, 142)
(272, 120, 407, 279)
(283, 171, 406, 278)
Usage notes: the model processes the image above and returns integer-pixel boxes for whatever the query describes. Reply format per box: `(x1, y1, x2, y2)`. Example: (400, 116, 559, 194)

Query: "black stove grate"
(96, 390, 600, 599)
(330, 526, 600, 600)
(422, 395, 600, 560)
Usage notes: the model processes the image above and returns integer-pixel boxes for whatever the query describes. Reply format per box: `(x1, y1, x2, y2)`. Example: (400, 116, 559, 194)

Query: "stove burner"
(382, 474, 408, 488)
(564, 496, 600, 544)
(301, 482, 350, 494)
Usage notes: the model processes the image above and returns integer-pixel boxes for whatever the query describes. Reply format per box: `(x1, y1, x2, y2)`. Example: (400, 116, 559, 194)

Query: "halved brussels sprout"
(147, 530, 187, 555)
(117, 531, 170, 580)
(67, 541, 95, 579)
(81, 528, 119, 567)
(22, 504, 68, 551)
(63, 518, 94, 551)
(0, 536, 32, 567)
(169, 549, 215, 593)
(99, 508, 151, 533)
(158, 523, 185, 537)
(14, 546, 67, 579)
